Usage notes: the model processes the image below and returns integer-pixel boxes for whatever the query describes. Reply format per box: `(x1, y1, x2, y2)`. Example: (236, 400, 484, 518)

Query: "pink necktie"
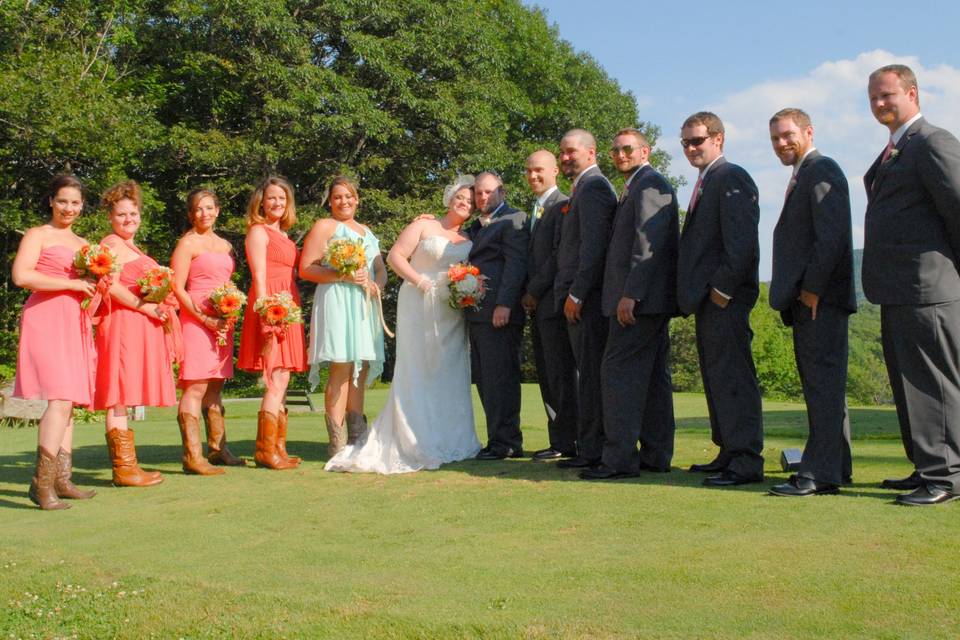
(881, 138, 894, 162)
(784, 175, 797, 201)
(687, 173, 703, 211)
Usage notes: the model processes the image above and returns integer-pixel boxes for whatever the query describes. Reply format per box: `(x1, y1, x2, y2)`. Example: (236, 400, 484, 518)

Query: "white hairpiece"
(442, 174, 475, 208)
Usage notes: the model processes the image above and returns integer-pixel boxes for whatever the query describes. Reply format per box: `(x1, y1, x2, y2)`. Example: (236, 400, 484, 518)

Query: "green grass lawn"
(1, 387, 958, 639)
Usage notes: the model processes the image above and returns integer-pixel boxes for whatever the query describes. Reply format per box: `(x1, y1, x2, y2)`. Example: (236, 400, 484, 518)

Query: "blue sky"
(526, 0, 960, 279)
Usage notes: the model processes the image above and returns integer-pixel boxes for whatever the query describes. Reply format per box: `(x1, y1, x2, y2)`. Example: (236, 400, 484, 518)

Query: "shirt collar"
(536, 185, 558, 206)
(572, 164, 598, 189)
(624, 163, 649, 188)
(792, 147, 817, 177)
(892, 113, 922, 145)
(699, 154, 724, 178)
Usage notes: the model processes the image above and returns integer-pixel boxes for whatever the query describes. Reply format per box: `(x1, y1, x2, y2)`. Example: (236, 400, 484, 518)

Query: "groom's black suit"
(467, 202, 529, 453)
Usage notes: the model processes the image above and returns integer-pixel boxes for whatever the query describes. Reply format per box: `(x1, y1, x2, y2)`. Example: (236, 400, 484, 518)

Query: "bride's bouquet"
(73, 243, 121, 309)
(136, 266, 175, 303)
(446, 262, 486, 311)
(325, 238, 367, 277)
(208, 283, 247, 346)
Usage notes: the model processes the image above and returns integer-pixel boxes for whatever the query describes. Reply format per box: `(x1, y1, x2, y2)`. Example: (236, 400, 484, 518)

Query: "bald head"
(562, 128, 597, 150)
(559, 129, 598, 178)
(525, 149, 559, 196)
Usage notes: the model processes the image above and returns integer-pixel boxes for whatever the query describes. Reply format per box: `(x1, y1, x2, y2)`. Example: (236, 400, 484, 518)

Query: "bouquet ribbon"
(85, 275, 113, 324)
(158, 296, 184, 368)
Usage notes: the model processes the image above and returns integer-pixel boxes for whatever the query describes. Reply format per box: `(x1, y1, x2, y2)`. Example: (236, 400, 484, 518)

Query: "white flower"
(455, 274, 478, 294)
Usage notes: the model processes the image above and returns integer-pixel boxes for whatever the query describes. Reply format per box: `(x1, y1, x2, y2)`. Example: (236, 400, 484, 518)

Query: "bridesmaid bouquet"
(73, 244, 120, 309)
(325, 238, 367, 276)
(446, 262, 487, 311)
(253, 291, 302, 329)
(208, 283, 247, 346)
(136, 266, 175, 303)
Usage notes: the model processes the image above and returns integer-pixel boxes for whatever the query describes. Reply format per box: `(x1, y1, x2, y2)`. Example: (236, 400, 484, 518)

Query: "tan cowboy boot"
(325, 414, 347, 458)
(105, 429, 164, 487)
(29, 447, 70, 510)
(204, 405, 246, 466)
(346, 411, 368, 446)
(254, 411, 297, 470)
(178, 413, 225, 475)
(54, 449, 97, 499)
(275, 407, 301, 466)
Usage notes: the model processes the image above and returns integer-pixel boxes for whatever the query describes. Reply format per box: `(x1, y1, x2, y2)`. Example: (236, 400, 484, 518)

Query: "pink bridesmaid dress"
(179, 252, 235, 381)
(94, 246, 177, 409)
(14, 245, 96, 406)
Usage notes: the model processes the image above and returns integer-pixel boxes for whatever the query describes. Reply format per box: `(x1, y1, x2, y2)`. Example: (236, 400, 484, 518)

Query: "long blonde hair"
(246, 176, 296, 230)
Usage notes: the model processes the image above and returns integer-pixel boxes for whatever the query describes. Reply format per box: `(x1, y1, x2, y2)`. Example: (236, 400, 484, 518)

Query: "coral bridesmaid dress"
(14, 245, 96, 406)
(179, 252, 235, 381)
(94, 246, 177, 409)
(237, 225, 307, 372)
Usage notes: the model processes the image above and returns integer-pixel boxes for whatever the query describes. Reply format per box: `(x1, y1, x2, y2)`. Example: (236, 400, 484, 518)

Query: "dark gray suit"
(467, 202, 529, 453)
(863, 116, 960, 492)
(555, 165, 618, 461)
(525, 188, 578, 453)
(599, 165, 679, 473)
(676, 157, 763, 478)
(770, 150, 857, 486)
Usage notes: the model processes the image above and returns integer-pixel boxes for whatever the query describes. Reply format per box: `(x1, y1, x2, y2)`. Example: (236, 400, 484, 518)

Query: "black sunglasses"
(680, 136, 710, 149)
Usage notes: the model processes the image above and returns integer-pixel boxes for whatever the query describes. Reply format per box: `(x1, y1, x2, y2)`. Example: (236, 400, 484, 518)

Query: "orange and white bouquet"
(136, 266, 175, 303)
(208, 283, 247, 346)
(73, 244, 120, 309)
(325, 238, 367, 277)
(253, 291, 302, 329)
(446, 262, 486, 311)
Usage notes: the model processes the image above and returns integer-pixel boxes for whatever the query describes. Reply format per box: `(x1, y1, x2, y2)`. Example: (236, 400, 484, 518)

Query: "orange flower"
(266, 305, 288, 323)
(461, 296, 475, 307)
(449, 265, 467, 281)
(89, 253, 114, 276)
(467, 266, 480, 276)
(218, 294, 241, 314)
(148, 273, 167, 287)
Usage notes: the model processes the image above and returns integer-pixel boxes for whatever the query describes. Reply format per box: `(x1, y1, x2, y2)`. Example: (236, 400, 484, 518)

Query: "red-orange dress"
(93, 245, 177, 410)
(237, 225, 307, 372)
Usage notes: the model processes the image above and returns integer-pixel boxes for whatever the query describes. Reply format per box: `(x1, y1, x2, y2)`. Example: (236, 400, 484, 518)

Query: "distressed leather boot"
(178, 413, 225, 475)
(254, 411, 297, 470)
(204, 405, 246, 466)
(106, 429, 163, 487)
(29, 447, 70, 510)
(346, 411, 368, 446)
(54, 449, 97, 499)
(275, 407, 301, 466)
(325, 414, 347, 458)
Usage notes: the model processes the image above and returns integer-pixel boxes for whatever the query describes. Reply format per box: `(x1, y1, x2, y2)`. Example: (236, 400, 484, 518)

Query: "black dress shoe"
(638, 461, 671, 473)
(556, 457, 600, 469)
(703, 470, 763, 487)
(769, 475, 839, 497)
(895, 484, 960, 506)
(881, 471, 922, 491)
(689, 457, 728, 473)
(475, 446, 524, 461)
(579, 465, 639, 480)
(531, 448, 575, 461)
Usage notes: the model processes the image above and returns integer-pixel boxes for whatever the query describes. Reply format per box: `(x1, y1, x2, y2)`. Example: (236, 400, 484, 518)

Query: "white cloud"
(672, 50, 960, 280)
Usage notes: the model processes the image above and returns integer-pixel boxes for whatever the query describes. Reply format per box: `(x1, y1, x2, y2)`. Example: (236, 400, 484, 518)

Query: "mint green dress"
(308, 222, 385, 389)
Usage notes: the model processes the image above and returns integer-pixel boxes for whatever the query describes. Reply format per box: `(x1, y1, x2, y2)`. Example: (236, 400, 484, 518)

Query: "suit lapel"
(870, 118, 924, 194)
(682, 157, 724, 234)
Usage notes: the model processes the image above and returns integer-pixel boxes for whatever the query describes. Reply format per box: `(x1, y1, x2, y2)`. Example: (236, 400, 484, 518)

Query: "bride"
(325, 176, 481, 473)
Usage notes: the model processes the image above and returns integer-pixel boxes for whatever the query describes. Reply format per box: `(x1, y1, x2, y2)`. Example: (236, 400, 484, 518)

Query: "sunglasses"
(680, 136, 710, 149)
(609, 145, 637, 156)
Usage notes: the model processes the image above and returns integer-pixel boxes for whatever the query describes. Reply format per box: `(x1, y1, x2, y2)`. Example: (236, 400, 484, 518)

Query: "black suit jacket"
(601, 165, 679, 317)
(862, 117, 960, 305)
(554, 165, 618, 311)
(466, 202, 529, 325)
(770, 150, 857, 315)
(676, 157, 759, 315)
(525, 188, 568, 319)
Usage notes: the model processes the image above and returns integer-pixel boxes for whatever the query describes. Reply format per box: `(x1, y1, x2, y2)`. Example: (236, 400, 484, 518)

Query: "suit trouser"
(567, 298, 607, 461)
(470, 321, 523, 451)
(790, 301, 852, 486)
(600, 313, 675, 473)
(695, 299, 764, 478)
(532, 302, 578, 453)
(881, 301, 960, 492)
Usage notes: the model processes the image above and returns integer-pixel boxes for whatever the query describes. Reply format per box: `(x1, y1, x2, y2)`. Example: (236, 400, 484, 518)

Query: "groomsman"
(468, 171, 530, 460)
(520, 150, 579, 460)
(554, 129, 618, 469)
(863, 65, 960, 505)
(581, 129, 679, 480)
(766, 108, 856, 497)
(677, 112, 764, 487)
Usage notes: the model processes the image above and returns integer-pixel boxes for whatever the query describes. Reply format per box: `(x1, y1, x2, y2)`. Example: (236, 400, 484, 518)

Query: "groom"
(467, 171, 530, 459)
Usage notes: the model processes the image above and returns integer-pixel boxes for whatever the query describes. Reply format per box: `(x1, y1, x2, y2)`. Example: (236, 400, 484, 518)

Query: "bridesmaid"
(300, 176, 387, 457)
(12, 175, 98, 510)
(237, 176, 307, 470)
(170, 189, 242, 475)
(93, 180, 171, 488)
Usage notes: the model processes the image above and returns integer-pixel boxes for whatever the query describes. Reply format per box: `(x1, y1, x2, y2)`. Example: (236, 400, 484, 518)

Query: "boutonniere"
(888, 148, 900, 161)
(560, 204, 570, 215)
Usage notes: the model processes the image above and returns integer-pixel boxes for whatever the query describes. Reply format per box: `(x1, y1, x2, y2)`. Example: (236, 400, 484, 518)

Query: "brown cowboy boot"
(203, 405, 246, 466)
(346, 411, 368, 446)
(254, 410, 297, 470)
(325, 414, 347, 458)
(29, 447, 70, 510)
(275, 407, 301, 466)
(54, 449, 97, 499)
(178, 413, 225, 476)
(105, 429, 164, 487)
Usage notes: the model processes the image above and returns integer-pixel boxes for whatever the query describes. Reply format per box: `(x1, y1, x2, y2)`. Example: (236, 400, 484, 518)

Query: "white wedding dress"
(325, 235, 481, 473)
